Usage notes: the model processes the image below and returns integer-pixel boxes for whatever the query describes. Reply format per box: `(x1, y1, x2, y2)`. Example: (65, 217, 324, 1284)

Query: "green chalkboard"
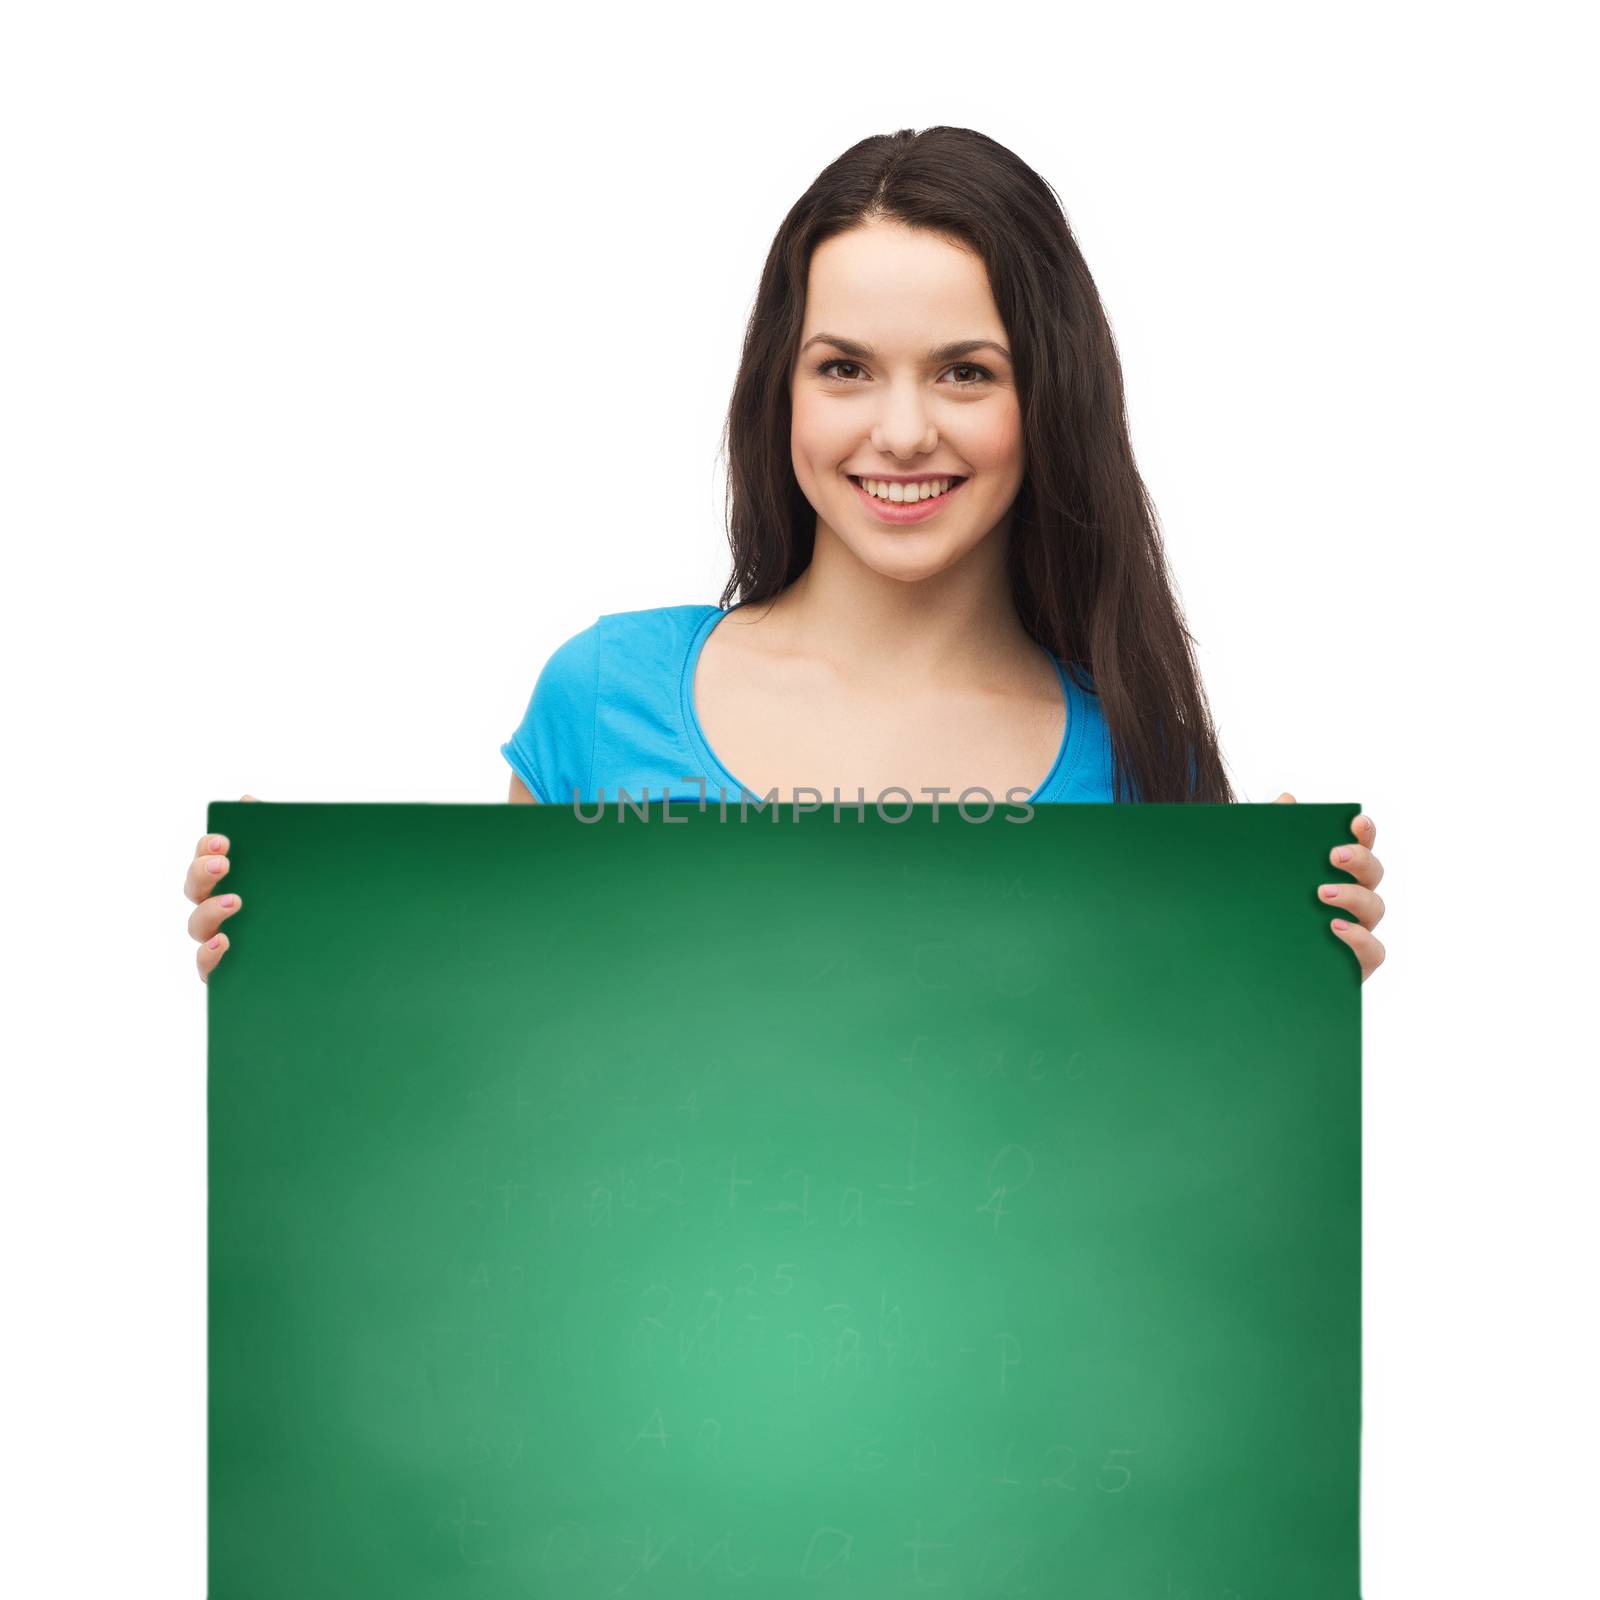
(207, 800, 1362, 1598)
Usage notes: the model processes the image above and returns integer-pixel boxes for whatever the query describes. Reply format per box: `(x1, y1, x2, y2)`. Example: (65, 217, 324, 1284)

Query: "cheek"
(790, 390, 852, 467)
(962, 407, 1024, 474)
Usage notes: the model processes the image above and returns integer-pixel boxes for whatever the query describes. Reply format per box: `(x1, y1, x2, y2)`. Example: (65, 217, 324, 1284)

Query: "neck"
(748, 516, 1040, 690)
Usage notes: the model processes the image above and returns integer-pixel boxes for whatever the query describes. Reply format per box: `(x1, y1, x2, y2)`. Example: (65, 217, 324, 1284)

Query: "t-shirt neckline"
(677, 601, 1083, 805)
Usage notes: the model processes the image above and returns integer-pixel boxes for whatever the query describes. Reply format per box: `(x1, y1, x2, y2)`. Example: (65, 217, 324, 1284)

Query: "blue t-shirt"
(501, 602, 1120, 805)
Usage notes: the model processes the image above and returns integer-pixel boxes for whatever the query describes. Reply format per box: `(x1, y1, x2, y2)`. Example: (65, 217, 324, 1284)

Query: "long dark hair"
(717, 125, 1233, 805)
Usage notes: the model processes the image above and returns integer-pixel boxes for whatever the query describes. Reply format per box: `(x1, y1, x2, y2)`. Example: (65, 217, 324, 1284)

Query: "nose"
(870, 380, 938, 457)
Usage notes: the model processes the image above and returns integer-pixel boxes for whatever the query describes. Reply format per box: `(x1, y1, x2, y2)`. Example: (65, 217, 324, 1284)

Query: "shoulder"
(527, 603, 716, 704)
(594, 603, 722, 664)
(500, 604, 718, 802)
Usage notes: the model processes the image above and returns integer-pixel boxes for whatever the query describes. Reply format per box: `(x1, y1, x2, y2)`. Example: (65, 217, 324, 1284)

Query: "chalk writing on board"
(799, 1526, 853, 1579)
(689, 1528, 759, 1579)
(979, 1141, 1036, 1233)
(615, 1526, 673, 1591)
(900, 864, 1038, 903)
(446, 1497, 492, 1567)
(901, 1031, 1087, 1085)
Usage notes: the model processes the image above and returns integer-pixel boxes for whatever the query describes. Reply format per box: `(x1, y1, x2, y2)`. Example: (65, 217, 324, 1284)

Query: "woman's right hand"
(188, 793, 256, 984)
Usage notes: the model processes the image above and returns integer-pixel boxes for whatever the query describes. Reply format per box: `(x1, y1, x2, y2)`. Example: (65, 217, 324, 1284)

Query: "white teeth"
(858, 476, 954, 502)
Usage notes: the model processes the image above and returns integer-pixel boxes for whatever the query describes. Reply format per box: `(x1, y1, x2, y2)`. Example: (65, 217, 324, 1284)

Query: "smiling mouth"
(847, 474, 967, 505)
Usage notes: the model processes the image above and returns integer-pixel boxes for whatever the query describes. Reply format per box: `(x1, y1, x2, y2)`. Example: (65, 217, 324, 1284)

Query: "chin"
(853, 535, 969, 583)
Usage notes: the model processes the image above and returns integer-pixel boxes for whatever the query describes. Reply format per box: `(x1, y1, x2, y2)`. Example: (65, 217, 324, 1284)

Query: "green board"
(207, 800, 1362, 1598)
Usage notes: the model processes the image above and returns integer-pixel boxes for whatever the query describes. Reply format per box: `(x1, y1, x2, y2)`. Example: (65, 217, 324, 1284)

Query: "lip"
(846, 474, 968, 525)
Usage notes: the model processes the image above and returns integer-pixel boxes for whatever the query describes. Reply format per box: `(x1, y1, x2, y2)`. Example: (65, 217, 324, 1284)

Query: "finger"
(1328, 840, 1384, 890)
(1317, 882, 1385, 931)
(188, 889, 243, 944)
(1274, 792, 1296, 803)
(1330, 918, 1385, 981)
(1351, 811, 1376, 849)
(197, 928, 231, 984)
(187, 794, 257, 902)
(185, 846, 230, 904)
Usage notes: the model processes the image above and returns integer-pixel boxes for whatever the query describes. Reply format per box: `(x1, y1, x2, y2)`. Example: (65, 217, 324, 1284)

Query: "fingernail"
(1336, 847, 1351, 863)
(1320, 885, 1340, 899)
(1331, 919, 1350, 931)
(207, 858, 225, 874)
(221, 895, 238, 908)
(207, 936, 221, 949)
(209, 836, 225, 852)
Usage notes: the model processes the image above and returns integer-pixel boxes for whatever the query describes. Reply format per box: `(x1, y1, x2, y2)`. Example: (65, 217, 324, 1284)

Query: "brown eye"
(818, 359, 863, 381)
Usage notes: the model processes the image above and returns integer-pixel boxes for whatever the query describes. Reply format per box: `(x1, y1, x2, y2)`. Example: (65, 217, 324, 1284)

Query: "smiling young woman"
(505, 135, 1220, 815)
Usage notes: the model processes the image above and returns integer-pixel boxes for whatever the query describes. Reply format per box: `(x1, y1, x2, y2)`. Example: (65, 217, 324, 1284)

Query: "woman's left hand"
(1276, 793, 1387, 982)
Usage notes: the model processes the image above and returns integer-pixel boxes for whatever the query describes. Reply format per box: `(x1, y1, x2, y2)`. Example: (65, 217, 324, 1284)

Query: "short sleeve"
(500, 621, 601, 803)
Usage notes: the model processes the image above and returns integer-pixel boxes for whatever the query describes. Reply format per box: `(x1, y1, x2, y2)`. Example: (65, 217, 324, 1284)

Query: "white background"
(5, 1, 1594, 1593)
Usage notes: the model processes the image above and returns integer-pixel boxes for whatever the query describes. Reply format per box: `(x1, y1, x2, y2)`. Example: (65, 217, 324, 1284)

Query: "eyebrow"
(799, 333, 1012, 364)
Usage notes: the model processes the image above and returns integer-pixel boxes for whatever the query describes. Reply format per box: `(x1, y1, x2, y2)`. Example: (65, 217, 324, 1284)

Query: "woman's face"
(789, 219, 1024, 584)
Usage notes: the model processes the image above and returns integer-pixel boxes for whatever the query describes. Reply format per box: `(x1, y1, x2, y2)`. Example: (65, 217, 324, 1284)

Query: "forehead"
(802, 222, 1005, 343)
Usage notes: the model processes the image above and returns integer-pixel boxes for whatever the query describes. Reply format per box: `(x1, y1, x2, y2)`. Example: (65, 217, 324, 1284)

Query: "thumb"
(239, 793, 260, 802)
(1273, 791, 1296, 803)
